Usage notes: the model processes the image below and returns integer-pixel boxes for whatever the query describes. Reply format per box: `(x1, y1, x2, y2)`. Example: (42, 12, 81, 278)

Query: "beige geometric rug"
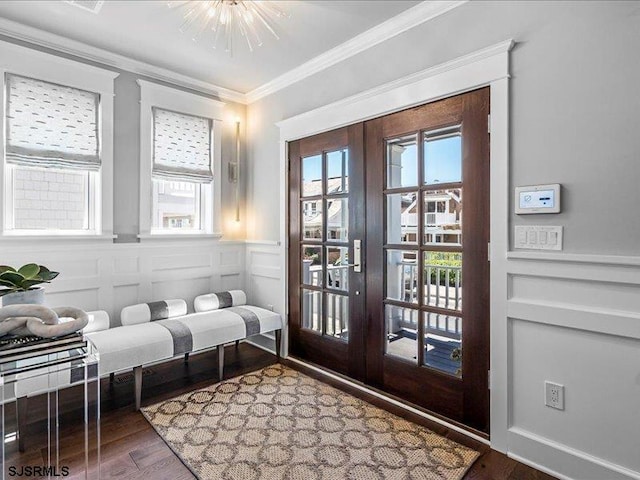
(141, 364, 479, 480)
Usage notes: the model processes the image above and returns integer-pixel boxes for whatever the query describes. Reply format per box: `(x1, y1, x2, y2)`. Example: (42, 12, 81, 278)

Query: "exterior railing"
(302, 263, 349, 339)
(399, 261, 461, 310)
(397, 260, 462, 338)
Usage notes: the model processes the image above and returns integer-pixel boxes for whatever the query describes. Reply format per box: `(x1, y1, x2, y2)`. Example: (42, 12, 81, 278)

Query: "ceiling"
(0, 0, 422, 95)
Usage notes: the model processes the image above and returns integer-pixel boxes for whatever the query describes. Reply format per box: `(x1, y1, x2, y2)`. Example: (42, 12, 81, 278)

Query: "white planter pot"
(1, 287, 45, 306)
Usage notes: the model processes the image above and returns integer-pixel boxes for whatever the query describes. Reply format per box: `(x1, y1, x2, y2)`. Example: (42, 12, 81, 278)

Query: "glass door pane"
(383, 123, 465, 377)
(300, 149, 352, 343)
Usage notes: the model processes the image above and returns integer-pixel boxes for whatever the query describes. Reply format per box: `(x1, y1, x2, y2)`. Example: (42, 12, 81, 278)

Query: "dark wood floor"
(5, 343, 556, 480)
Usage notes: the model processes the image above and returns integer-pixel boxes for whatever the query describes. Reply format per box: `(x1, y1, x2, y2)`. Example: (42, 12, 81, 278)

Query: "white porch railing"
(302, 263, 349, 339)
(399, 261, 462, 311)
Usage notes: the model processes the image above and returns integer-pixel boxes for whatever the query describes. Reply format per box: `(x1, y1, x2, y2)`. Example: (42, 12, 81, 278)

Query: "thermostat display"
(515, 184, 561, 214)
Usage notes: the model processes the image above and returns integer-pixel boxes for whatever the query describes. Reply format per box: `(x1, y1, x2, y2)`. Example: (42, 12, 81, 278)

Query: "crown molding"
(0, 16, 247, 104)
(276, 38, 514, 137)
(0, 1, 468, 106)
(245, 0, 468, 104)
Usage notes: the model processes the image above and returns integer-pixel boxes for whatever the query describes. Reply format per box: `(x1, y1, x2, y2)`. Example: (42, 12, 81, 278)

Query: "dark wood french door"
(288, 124, 367, 380)
(288, 88, 490, 433)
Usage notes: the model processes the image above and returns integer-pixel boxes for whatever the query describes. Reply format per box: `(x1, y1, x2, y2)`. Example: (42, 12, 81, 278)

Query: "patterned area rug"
(141, 364, 479, 480)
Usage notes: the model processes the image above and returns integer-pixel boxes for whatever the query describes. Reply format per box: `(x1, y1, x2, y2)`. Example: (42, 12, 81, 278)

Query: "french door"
(288, 124, 367, 380)
(288, 88, 490, 432)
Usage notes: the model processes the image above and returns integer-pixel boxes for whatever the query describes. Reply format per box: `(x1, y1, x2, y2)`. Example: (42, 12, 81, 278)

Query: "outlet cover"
(545, 381, 565, 410)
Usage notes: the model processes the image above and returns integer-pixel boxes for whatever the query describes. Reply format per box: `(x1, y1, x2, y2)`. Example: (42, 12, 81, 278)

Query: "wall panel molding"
(507, 254, 640, 479)
(1, 239, 245, 327)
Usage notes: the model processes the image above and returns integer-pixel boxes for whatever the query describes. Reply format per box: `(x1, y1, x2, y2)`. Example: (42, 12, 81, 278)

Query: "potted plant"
(0, 264, 59, 306)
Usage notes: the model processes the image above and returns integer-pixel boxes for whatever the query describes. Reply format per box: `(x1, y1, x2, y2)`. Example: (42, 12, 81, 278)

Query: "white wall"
(244, 1, 640, 479)
(0, 238, 245, 327)
(246, 1, 640, 253)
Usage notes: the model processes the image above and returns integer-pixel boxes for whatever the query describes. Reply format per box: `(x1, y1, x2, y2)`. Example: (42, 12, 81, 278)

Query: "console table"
(0, 333, 100, 479)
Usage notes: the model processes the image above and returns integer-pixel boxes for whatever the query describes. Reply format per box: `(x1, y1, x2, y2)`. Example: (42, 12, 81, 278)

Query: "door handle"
(353, 239, 362, 273)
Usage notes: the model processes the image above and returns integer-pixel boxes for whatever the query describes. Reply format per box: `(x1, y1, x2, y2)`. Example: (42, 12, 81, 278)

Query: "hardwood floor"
(5, 343, 556, 480)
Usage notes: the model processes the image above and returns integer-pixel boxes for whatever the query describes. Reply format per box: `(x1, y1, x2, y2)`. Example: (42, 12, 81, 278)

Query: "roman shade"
(152, 107, 213, 183)
(5, 74, 101, 171)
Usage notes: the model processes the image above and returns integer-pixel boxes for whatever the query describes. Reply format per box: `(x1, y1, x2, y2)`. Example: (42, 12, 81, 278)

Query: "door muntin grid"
(384, 125, 463, 377)
(300, 148, 350, 342)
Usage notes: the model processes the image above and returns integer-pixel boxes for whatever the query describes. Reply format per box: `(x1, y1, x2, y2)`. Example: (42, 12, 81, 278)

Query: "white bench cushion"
(172, 306, 281, 352)
(86, 323, 174, 375)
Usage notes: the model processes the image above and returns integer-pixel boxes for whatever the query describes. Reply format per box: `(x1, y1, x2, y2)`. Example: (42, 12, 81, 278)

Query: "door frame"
(276, 39, 514, 452)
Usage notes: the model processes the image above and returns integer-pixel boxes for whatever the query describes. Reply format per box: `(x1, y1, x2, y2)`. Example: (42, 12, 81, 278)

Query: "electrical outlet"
(545, 381, 564, 410)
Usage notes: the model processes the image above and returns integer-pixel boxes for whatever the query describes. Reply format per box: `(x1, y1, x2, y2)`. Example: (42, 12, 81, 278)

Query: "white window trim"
(0, 39, 117, 238)
(137, 79, 224, 238)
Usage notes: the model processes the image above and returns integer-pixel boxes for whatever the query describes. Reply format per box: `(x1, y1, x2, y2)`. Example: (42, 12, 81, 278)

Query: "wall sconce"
(228, 120, 241, 222)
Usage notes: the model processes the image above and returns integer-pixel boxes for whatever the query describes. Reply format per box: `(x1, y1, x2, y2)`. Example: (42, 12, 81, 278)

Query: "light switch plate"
(514, 226, 563, 250)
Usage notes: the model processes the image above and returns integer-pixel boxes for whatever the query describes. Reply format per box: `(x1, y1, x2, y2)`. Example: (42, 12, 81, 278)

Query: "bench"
(14, 290, 282, 451)
(87, 290, 282, 410)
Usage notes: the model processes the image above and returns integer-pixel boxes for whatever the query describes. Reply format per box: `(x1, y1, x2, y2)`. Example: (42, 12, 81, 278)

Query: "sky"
(301, 136, 461, 188)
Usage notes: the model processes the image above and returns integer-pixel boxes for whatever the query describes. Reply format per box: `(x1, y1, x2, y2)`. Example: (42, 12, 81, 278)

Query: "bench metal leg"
(217, 345, 224, 381)
(235, 339, 240, 349)
(275, 329, 282, 362)
(109, 372, 115, 384)
(133, 366, 142, 411)
(17, 396, 27, 453)
(184, 352, 190, 363)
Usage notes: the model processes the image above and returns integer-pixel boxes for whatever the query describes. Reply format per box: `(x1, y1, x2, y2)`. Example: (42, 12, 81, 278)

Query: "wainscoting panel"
(506, 254, 640, 480)
(46, 288, 100, 313)
(114, 256, 140, 275)
(245, 242, 283, 352)
(112, 284, 140, 321)
(151, 253, 212, 272)
(220, 274, 242, 291)
(0, 239, 246, 326)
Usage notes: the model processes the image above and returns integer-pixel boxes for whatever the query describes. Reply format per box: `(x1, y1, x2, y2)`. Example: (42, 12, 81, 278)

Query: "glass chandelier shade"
(169, 0, 288, 54)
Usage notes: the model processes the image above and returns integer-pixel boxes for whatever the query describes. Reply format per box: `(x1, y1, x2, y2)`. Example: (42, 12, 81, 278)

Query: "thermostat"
(515, 184, 561, 214)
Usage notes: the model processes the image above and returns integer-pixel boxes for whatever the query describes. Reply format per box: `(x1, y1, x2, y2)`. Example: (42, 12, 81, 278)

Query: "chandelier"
(168, 1, 288, 54)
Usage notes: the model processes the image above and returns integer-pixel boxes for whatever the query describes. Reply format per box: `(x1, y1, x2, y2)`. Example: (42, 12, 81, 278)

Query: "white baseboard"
(508, 428, 640, 480)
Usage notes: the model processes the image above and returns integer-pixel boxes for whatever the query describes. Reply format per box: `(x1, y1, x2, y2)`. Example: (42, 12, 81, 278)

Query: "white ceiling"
(0, 0, 423, 95)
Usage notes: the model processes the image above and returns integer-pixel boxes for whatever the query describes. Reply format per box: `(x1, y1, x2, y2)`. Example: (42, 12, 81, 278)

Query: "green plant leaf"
(0, 279, 17, 288)
(0, 271, 24, 287)
(18, 263, 40, 279)
(0, 266, 16, 274)
(38, 266, 59, 281)
(21, 279, 46, 289)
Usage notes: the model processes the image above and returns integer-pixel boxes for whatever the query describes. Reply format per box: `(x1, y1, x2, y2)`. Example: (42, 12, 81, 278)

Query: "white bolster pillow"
(55, 309, 109, 333)
(121, 299, 187, 326)
(82, 310, 110, 333)
(194, 290, 247, 312)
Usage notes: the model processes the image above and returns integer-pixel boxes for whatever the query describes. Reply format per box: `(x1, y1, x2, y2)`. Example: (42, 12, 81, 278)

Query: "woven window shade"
(152, 107, 213, 183)
(5, 74, 101, 171)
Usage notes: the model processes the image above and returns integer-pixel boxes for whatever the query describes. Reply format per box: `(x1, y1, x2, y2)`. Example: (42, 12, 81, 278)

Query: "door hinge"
(487, 114, 491, 134)
(488, 242, 491, 262)
(488, 370, 492, 390)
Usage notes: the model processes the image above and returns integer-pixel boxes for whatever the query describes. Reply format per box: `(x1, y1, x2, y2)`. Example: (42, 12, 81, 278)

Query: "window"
(3, 74, 102, 233)
(138, 80, 223, 237)
(151, 107, 212, 233)
(304, 201, 318, 218)
(0, 42, 116, 238)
